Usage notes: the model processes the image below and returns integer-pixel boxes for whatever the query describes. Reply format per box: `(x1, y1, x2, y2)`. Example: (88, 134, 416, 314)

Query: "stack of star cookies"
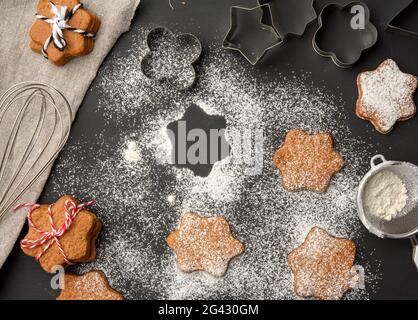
(20, 195, 102, 273)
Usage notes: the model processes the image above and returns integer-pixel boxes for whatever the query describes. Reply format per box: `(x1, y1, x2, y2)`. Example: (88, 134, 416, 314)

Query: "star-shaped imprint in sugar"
(166, 104, 231, 177)
(288, 227, 358, 300)
(273, 129, 345, 192)
(167, 212, 244, 277)
(259, 0, 316, 38)
(356, 59, 418, 134)
(223, 5, 282, 65)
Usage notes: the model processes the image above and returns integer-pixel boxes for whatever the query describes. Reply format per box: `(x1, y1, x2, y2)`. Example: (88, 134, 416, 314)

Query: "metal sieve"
(357, 155, 418, 270)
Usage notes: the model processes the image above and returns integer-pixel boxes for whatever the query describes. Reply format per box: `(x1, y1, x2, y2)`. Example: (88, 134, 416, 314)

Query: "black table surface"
(1, 0, 418, 300)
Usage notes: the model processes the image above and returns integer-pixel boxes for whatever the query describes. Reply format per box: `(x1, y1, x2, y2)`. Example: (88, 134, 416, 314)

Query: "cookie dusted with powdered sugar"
(288, 227, 358, 300)
(356, 59, 418, 134)
(167, 212, 244, 277)
(57, 271, 124, 300)
(273, 129, 345, 192)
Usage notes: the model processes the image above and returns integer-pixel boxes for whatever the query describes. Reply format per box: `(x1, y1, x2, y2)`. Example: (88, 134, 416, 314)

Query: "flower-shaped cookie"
(313, 2, 378, 67)
(57, 271, 124, 300)
(288, 227, 358, 300)
(356, 59, 418, 134)
(20, 195, 101, 273)
(141, 27, 202, 90)
(273, 129, 345, 192)
(29, 0, 100, 66)
(167, 212, 244, 277)
(259, 0, 316, 37)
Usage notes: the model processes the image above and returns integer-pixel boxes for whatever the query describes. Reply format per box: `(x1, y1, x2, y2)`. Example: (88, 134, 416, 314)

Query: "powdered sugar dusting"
(45, 26, 382, 300)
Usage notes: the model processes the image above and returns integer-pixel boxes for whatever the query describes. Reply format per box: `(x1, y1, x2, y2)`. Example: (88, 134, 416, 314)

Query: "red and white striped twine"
(15, 199, 96, 264)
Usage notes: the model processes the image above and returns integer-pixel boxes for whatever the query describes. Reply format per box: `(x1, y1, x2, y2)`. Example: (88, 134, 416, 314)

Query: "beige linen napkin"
(0, 0, 141, 269)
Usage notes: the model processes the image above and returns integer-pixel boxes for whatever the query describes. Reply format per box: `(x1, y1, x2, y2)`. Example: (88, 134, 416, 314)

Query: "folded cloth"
(0, 0, 141, 269)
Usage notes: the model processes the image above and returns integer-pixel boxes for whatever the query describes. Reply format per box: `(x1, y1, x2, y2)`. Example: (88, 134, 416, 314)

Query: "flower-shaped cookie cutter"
(223, 5, 283, 65)
(258, 0, 317, 38)
(141, 27, 202, 91)
(312, 2, 378, 68)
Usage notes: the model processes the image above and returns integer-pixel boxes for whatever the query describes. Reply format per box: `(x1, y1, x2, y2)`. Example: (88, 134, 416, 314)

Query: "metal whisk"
(0, 82, 72, 220)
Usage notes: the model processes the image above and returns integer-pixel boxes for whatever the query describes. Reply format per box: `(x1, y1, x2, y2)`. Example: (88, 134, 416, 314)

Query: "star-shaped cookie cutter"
(386, 0, 418, 39)
(223, 4, 283, 65)
(258, 0, 317, 38)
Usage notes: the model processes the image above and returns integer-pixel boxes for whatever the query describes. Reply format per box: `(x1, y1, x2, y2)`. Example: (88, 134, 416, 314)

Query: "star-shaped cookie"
(356, 59, 418, 134)
(273, 129, 345, 192)
(57, 271, 124, 300)
(167, 212, 244, 277)
(288, 227, 357, 300)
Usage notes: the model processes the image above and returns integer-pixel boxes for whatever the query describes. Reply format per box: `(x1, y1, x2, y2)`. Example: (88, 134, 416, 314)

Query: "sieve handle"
(370, 155, 386, 168)
(412, 237, 418, 272)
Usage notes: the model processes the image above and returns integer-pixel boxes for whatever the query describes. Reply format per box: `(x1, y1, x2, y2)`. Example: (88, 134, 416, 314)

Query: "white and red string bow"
(15, 199, 96, 264)
(35, 1, 97, 59)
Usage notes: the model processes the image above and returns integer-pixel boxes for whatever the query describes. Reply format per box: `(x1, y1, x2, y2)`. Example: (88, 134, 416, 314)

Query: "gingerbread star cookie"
(30, 0, 101, 66)
(273, 129, 345, 192)
(288, 227, 358, 300)
(57, 271, 124, 300)
(20, 195, 102, 273)
(167, 212, 244, 277)
(356, 59, 418, 134)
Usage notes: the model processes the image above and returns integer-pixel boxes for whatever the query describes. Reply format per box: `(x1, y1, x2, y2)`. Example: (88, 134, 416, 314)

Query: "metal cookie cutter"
(312, 1, 378, 68)
(0, 82, 72, 220)
(258, 0, 317, 39)
(357, 155, 418, 270)
(386, 0, 418, 39)
(141, 27, 202, 91)
(223, 4, 283, 66)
